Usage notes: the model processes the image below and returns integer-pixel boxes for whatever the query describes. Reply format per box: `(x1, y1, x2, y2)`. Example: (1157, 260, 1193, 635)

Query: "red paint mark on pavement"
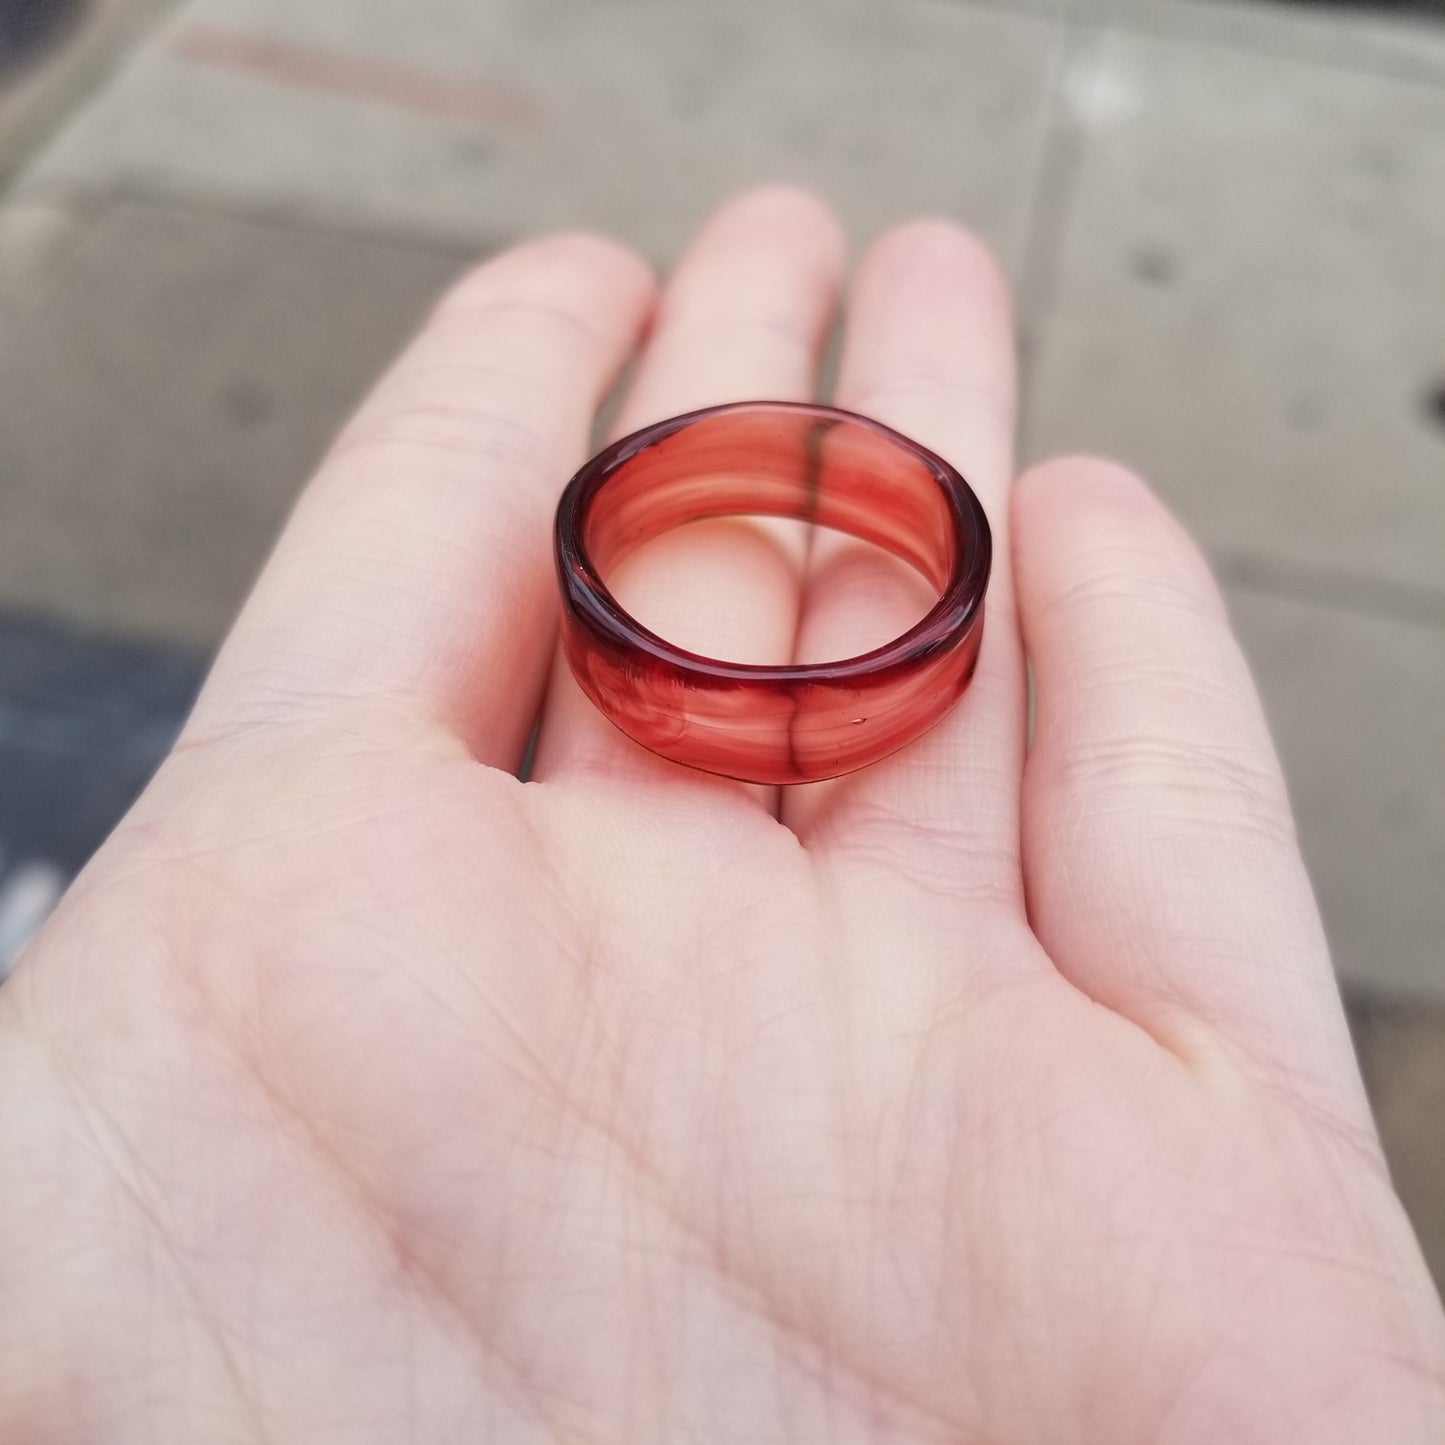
(171, 23, 541, 128)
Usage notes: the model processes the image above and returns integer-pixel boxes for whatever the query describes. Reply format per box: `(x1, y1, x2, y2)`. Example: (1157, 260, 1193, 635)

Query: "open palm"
(3, 189, 1442, 1443)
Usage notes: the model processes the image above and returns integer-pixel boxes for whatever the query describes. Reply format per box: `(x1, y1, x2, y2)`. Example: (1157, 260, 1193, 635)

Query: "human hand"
(2, 187, 1442, 1443)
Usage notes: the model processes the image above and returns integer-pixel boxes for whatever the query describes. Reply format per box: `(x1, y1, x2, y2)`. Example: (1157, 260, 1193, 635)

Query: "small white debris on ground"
(0, 859, 67, 981)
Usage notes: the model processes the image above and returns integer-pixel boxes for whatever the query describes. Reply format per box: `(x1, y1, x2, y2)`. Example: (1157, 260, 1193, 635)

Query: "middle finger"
(531, 187, 847, 810)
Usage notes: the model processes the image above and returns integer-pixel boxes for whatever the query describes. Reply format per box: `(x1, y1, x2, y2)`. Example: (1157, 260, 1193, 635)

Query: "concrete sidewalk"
(0, 0, 1443, 1269)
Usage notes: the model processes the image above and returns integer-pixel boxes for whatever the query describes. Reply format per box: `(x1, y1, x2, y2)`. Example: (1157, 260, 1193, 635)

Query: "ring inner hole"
(582, 411, 958, 663)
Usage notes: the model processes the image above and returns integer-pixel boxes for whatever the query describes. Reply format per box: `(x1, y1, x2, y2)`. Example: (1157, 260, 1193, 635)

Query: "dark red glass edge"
(553, 400, 992, 689)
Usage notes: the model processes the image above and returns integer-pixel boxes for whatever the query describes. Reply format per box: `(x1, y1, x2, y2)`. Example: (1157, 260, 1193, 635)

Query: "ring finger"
(784, 220, 1026, 911)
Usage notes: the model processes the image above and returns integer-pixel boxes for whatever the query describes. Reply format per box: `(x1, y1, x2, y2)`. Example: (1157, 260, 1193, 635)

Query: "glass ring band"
(553, 400, 991, 785)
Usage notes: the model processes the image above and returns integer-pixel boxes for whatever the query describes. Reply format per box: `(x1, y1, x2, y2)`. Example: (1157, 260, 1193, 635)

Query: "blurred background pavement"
(1, 0, 1443, 1282)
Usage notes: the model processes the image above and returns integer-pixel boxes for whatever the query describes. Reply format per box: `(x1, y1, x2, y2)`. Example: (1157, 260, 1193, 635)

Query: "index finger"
(184, 234, 656, 770)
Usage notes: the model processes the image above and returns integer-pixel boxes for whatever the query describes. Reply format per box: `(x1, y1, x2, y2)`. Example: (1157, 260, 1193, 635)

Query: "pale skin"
(2, 188, 1442, 1444)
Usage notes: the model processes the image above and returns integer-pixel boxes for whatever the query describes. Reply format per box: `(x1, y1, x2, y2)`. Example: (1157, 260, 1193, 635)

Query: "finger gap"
(793, 532, 938, 663)
(604, 516, 807, 663)
(608, 517, 942, 667)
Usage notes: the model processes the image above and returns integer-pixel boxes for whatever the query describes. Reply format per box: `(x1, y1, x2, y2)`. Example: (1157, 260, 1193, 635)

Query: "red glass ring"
(554, 400, 991, 785)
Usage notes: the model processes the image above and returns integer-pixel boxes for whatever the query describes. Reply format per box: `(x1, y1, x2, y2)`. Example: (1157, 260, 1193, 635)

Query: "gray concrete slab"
(1024, 26, 1445, 600)
(1350, 992, 1445, 1290)
(1112, 0, 1445, 87)
(1229, 586, 1445, 1000)
(0, 197, 470, 646)
(15, 0, 1066, 267)
(0, 0, 179, 178)
(0, 198, 88, 308)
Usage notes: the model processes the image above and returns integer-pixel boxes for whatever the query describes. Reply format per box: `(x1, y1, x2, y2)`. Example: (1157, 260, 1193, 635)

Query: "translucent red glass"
(554, 401, 991, 785)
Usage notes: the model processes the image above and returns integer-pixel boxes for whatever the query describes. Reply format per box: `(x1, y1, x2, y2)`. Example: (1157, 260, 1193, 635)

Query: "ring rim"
(554, 400, 992, 691)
